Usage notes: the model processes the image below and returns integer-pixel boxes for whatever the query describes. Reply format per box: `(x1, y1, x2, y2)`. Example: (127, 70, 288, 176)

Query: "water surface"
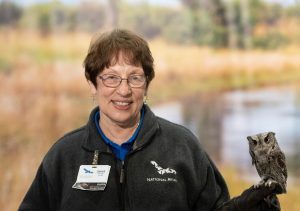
(152, 85, 300, 183)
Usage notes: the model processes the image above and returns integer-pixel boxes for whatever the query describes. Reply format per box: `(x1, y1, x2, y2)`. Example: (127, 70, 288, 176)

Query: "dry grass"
(0, 66, 93, 211)
(148, 39, 300, 104)
(1, 30, 300, 210)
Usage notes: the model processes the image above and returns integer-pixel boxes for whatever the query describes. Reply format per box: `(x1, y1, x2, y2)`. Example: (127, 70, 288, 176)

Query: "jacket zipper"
(119, 125, 159, 210)
(120, 160, 126, 211)
(120, 146, 146, 211)
(120, 160, 125, 184)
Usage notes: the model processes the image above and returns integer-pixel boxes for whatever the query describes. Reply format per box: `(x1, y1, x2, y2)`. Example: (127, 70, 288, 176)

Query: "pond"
(152, 85, 300, 183)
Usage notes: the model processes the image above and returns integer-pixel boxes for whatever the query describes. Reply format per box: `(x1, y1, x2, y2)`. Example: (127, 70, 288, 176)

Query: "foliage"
(119, 2, 161, 38)
(253, 32, 289, 49)
(285, 3, 300, 18)
(161, 10, 193, 44)
(71, 2, 106, 32)
(21, 1, 106, 35)
(0, 1, 23, 26)
(2, 0, 300, 49)
(119, 2, 192, 42)
(22, 2, 64, 35)
(180, 0, 228, 47)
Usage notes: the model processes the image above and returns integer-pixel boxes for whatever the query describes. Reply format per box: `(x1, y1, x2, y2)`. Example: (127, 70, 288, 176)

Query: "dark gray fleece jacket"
(19, 105, 229, 211)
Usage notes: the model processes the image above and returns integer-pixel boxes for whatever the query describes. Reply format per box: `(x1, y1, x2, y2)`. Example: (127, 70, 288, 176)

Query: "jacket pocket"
(61, 188, 120, 211)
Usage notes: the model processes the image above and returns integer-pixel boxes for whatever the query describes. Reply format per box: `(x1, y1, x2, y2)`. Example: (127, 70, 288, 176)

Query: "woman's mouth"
(114, 101, 130, 106)
(112, 101, 132, 109)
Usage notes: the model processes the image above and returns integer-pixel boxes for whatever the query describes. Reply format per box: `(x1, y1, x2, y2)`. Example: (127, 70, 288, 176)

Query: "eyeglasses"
(98, 74, 146, 88)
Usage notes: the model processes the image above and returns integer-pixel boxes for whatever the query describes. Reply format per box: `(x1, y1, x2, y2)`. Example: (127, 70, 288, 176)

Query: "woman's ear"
(88, 81, 97, 95)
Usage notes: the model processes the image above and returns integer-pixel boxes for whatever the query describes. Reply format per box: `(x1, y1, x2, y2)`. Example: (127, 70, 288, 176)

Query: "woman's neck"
(99, 115, 140, 145)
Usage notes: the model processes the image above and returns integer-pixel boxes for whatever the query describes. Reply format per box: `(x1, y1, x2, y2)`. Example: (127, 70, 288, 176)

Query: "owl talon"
(265, 178, 278, 187)
(254, 179, 265, 189)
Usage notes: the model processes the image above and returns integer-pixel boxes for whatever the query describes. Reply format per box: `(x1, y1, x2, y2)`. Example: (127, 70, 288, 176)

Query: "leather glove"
(216, 183, 281, 211)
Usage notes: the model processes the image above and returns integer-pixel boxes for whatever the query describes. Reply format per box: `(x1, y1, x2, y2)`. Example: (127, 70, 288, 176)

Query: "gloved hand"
(216, 183, 281, 211)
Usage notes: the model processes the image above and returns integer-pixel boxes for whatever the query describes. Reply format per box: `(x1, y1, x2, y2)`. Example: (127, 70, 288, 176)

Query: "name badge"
(72, 165, 111, 191)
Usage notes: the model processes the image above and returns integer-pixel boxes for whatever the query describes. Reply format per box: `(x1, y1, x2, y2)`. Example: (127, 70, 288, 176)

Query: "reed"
(148, 40, 300, 104)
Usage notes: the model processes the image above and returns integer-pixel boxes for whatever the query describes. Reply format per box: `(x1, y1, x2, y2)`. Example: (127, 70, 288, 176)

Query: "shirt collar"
(81, 105, 159, 154)
(93, 107, 145, 160)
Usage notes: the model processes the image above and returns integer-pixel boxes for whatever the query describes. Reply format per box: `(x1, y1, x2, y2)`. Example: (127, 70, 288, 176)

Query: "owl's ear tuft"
(269, 131, 276, 136)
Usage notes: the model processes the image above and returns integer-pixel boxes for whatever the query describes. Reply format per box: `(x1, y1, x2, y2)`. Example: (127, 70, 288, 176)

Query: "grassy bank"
(148, 40, 300, 104)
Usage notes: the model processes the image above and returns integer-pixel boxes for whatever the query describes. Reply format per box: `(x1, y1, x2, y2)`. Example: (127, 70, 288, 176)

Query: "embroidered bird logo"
(150, 161, 176, 175)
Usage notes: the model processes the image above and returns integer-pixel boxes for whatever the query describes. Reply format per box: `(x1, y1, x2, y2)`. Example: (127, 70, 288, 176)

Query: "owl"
(247, 131, 287, 194)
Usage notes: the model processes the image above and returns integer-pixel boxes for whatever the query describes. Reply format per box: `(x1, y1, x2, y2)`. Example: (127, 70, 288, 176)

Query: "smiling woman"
(18, 29, 281, 211)
(91, 59, 146, 143)
(84, 29, 154, 144)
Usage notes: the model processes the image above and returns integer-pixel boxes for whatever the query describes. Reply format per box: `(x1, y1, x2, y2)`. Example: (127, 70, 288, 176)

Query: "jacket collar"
(81, 105, 159, 153)
(81, 106, 110, 153)
(133, 104, 159, 150)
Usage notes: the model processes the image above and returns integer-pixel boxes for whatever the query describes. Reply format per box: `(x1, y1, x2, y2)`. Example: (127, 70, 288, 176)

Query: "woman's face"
(90, 53, 147, 128)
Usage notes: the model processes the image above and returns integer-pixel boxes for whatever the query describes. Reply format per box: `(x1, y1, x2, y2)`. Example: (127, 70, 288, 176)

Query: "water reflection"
(152, 86, 300, 182)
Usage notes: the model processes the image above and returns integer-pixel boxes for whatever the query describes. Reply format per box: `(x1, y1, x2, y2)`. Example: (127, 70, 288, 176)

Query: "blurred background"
(0, 0, 300, 210)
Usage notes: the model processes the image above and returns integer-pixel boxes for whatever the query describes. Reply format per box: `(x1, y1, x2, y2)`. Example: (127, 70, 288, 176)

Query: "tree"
(0, 1, 23, 26)
(180, 0, 203, 44)
(38, 11, 51, 36)
(75, 2, 106, 32)
(106, 0, 119, 28)
(208, 0, 229, 47)
(180, 0, 229, 47)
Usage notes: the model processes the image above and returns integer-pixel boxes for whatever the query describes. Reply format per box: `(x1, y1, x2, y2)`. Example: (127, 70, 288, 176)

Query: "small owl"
(247, 132, 287, 194)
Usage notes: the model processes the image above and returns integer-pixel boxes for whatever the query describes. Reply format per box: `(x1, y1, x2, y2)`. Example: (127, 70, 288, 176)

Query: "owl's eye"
(252, 140, 257, 146)
(264, 136, 270, 144)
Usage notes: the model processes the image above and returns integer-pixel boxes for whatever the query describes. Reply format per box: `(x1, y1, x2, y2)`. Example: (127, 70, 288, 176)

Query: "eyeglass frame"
(98, 74, 147, 88)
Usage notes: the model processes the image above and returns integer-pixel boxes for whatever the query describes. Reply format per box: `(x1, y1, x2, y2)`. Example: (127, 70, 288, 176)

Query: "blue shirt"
(94, 107, 145, 160)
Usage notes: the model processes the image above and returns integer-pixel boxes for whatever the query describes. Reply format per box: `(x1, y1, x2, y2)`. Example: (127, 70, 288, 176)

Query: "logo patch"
(146, 161, 177, 183)
(150, 161, 177, 175)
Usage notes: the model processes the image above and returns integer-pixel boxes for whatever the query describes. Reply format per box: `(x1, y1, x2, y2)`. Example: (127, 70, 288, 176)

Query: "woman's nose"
(116, 80, 132, 96)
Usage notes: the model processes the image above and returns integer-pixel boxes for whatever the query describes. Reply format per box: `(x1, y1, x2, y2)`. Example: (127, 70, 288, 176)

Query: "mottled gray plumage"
(247, 132, 287, 194)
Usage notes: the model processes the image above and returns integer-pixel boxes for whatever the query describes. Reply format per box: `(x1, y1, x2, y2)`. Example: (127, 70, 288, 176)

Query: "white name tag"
(72, 165, 111, 191)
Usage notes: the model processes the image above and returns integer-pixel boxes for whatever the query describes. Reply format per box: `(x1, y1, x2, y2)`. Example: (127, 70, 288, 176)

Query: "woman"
(19, 29, 280, 211)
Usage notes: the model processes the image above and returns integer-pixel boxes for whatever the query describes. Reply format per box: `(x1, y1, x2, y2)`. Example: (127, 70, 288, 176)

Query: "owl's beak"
(247, 136, 252, 142)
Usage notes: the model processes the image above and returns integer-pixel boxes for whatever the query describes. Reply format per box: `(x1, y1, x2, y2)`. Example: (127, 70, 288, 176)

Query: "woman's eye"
(106, 75, 119, 80)
(131, 76, 139, 80)
(130, 75, 143, 81)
